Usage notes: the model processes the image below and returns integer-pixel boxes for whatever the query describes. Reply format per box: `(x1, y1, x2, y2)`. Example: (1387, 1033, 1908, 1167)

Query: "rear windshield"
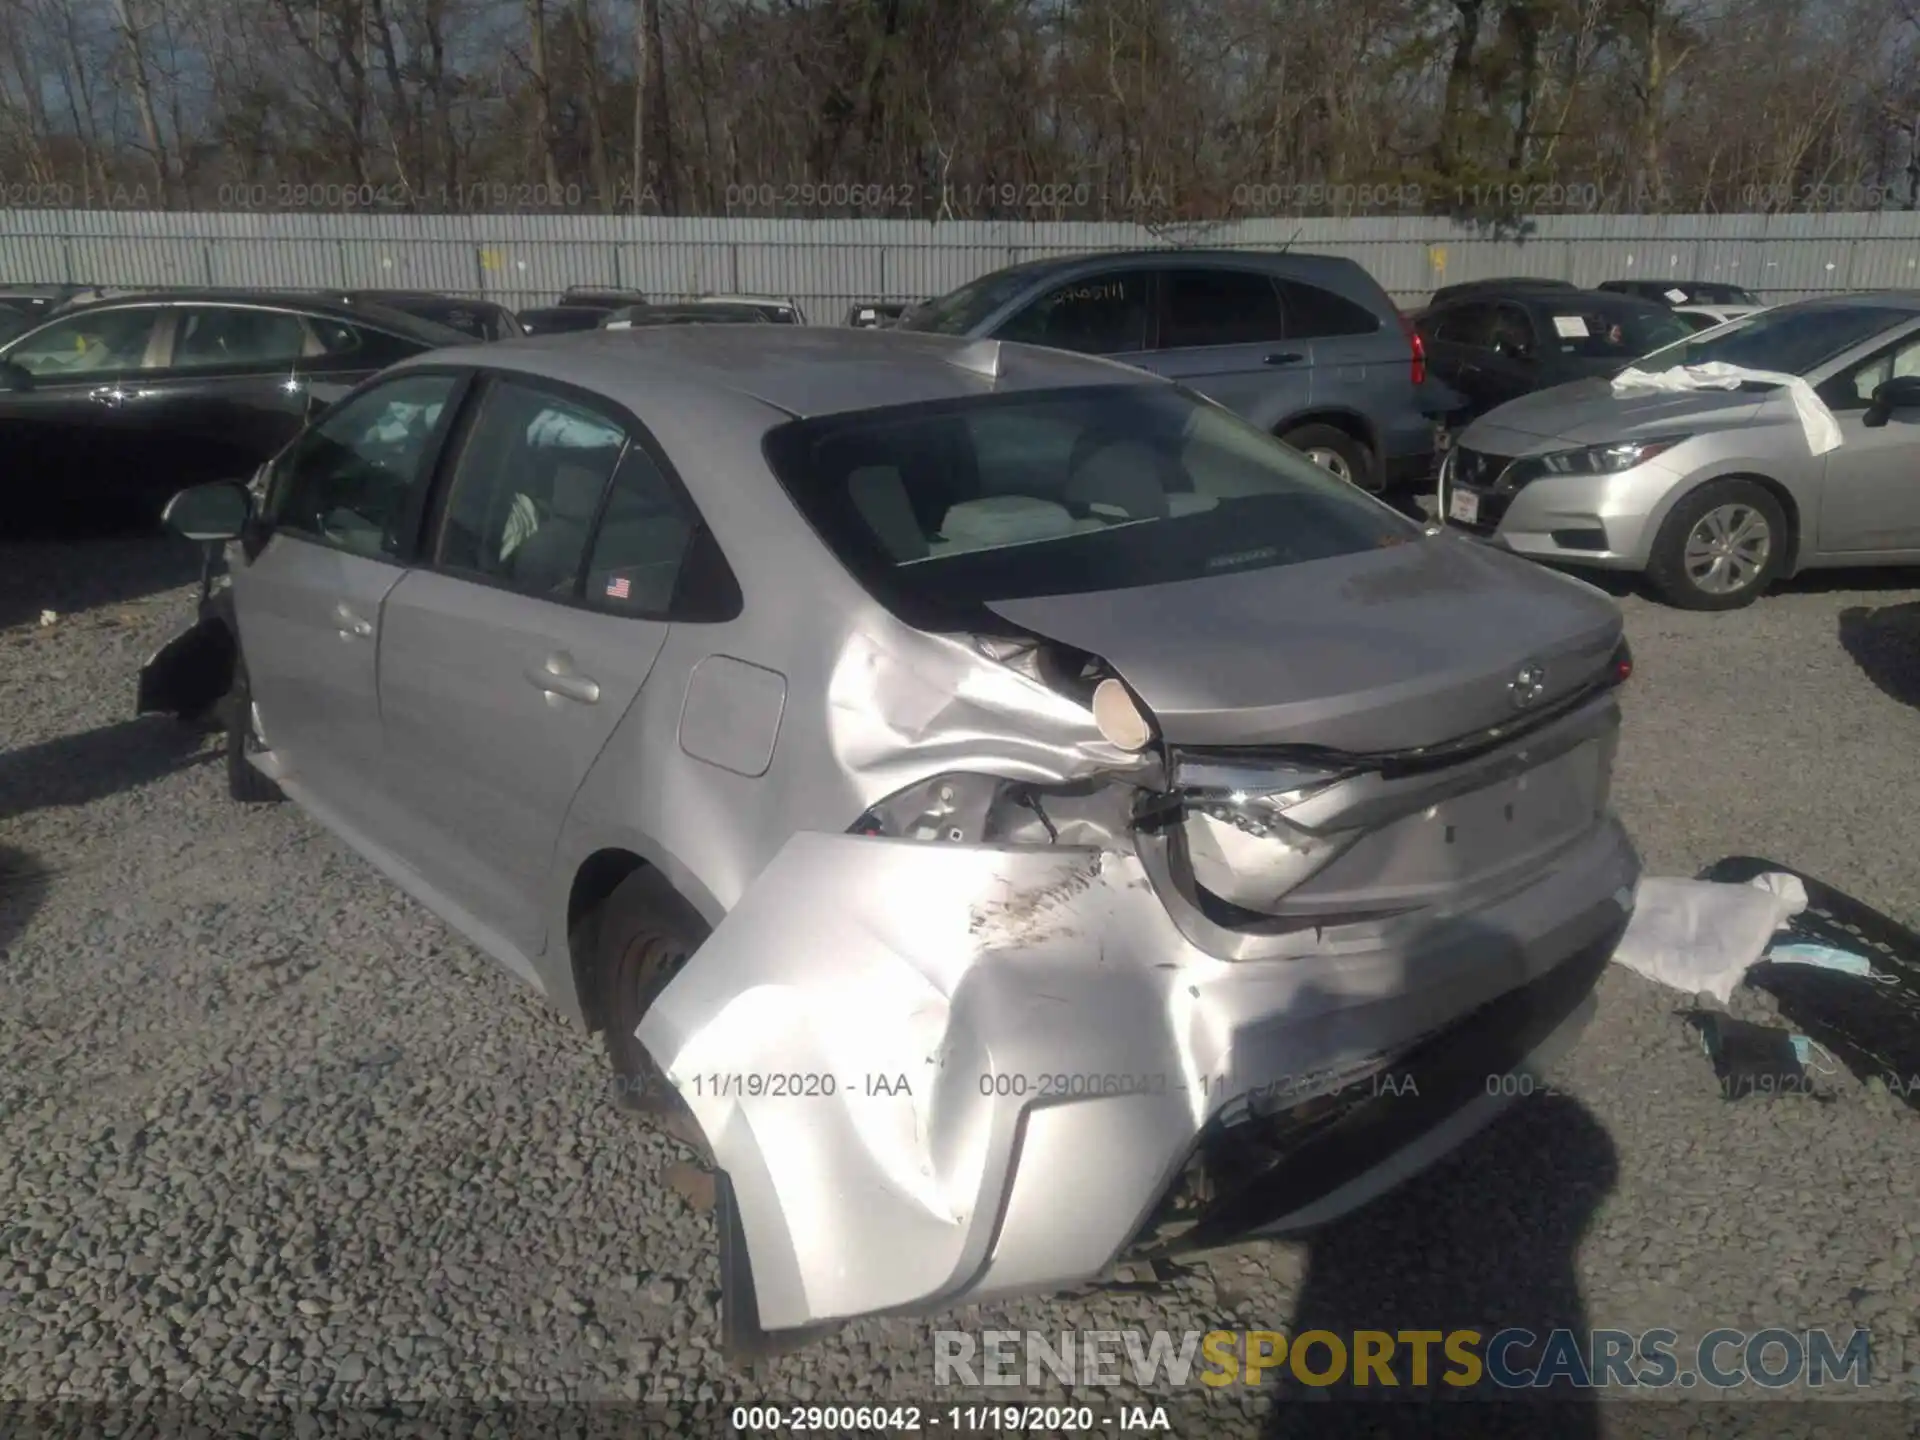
(1539, 300, 1693, 360)
(1634, 304, 1911, 377)
(763, 385, 1417, 612)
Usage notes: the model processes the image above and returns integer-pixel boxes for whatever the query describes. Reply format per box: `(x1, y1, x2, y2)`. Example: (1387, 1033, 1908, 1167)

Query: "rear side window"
(308, 318, 430, 368)
(1426, 303, 1494, 346)
(581, 447, 714, 616)
(172, 307, 309, 369)
(1276, 279, 1380, 338)
(1158, 269, 1286, 348)
(433, 378, 626, 597)
(994, 271, 1153, 355)
(269, 372, 459, 557)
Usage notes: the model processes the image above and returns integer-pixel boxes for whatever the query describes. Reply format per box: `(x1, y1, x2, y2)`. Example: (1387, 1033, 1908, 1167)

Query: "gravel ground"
(2, 534, 1919, 1438)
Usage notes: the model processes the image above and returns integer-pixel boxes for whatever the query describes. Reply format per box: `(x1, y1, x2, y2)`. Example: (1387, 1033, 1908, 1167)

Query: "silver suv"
(142, 326, 1638, 1354)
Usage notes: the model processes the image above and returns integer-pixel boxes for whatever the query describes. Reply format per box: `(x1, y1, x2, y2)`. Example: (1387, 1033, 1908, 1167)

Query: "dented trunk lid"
(984, 533, 1622, 754)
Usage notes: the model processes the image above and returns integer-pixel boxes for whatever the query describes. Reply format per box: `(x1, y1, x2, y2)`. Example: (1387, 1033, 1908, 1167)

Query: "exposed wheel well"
(566, 848, 650, 1032)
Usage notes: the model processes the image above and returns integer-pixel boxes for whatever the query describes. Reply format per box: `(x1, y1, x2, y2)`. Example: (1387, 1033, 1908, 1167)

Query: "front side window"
(995, 270, 1153, 355)
(172, 307, 310, 369)
(764, 384, 1416, 612)
(269, 372, 459, 558)
(3, 308, 158, 376)
(1819, 332, 1920, 411)
(433, 378, 627, 597)
(1158, 269, 1285, 349)
(1636, 304, 1912, 378)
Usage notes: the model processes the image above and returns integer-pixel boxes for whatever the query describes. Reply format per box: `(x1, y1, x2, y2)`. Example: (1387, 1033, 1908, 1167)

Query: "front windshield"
(763, 384, 1417, 609)
(1632, 304, 1911, 378)
(895, 266, 1049, 335)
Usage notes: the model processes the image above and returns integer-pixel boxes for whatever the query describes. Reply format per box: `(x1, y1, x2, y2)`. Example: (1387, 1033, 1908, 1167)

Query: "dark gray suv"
(898, 250, 1435, 490)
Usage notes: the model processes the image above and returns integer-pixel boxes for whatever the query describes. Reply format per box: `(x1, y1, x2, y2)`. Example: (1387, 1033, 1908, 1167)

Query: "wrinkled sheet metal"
(825, 629, 1153, 798)
(634, 825, 1633, 1332)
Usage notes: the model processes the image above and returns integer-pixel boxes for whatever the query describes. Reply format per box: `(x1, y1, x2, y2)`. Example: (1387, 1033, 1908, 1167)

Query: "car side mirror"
(1863, 375, 1920, 428)
(0, 360, 34, 391)
(162, 480, 253, 542)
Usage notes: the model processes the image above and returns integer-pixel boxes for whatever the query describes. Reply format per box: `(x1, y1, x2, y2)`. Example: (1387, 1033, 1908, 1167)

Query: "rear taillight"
(1402, 314, 1426, 386)
(1608, 638, 1633, 686)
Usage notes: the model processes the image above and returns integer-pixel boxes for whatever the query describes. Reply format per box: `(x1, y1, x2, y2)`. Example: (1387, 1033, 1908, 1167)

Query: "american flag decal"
(606, 575, 631, 599)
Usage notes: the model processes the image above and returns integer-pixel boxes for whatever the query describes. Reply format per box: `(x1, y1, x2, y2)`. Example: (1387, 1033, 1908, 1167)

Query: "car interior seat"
(510, 461, 609, 593)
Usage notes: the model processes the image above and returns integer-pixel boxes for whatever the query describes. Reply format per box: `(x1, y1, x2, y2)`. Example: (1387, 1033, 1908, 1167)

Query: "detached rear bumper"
(637, 811, 1637, 1336)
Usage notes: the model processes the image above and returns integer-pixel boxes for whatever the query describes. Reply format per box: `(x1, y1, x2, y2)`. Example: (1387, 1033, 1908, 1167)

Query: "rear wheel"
(1646, 479, 1788, 611)
(1279, 423, 1374, 491)
(225, 660, 283, 804)
(586, 868, 713, 1162)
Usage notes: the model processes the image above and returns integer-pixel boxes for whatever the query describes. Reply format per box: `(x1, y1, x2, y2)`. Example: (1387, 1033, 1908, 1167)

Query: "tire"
(1645, 479, 1789, 611)
(224, 660, 284, 804)
(586, 868, 714, 1162)
(1279, 423, 1375, 491)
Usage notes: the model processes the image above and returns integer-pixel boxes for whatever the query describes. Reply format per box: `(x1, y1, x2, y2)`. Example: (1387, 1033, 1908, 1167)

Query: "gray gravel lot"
(2, 534, 1919, 1437)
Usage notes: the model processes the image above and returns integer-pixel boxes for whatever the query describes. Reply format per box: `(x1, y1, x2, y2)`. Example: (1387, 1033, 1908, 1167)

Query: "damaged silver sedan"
(140, 325, 1640, 1355)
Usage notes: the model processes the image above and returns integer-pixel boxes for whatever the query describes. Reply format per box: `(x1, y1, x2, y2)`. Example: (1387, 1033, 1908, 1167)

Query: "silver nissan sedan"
(139, 326, 1639, 1356)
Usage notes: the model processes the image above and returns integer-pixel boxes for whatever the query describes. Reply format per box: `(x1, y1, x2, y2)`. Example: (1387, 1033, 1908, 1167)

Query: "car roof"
(45, 288, 471, 342)
(397, 326, 1158, 420)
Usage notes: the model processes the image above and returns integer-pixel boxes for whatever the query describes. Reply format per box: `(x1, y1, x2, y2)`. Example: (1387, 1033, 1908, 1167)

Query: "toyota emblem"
(1509, 663, 1548, 709)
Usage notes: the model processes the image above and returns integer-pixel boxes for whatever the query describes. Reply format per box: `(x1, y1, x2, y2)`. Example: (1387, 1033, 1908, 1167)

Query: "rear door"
(235, 370, 467, 826)
(1814, 330, 1920, 553)
(1418, 302, 1498, 417)
(136, 303, 318, 498)
(0, 304, 168, 523)
(1472, 302, 1547, 408)
(375, 374, 701, 958)
(1140, 266, 1298, 422)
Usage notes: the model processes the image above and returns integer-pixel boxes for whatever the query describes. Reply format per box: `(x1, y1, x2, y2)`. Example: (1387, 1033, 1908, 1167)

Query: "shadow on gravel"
(0, 843, 52, 954)
(1261, 1094, 1616, 1440)
(1837, 600, 1920, 711)
(0, 534, 205, 631)
(0, 715, 214, 823)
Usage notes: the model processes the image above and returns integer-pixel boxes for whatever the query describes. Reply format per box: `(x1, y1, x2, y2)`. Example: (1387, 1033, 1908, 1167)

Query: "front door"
(234, 370, 467, 824)
(0, 304, 168, 526)
(376, 376, 693, 957)
(1815, 331, 1920, 554)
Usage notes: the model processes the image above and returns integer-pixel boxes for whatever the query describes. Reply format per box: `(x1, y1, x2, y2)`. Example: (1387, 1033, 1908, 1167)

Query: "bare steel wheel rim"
(1304, 446, 1354, 483)
(1683, 502, 1771, 595)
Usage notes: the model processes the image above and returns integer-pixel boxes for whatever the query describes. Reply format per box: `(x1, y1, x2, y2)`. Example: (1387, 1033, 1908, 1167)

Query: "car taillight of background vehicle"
(1402, 314, 1426, 385)
(1610, 638, 1633, 685)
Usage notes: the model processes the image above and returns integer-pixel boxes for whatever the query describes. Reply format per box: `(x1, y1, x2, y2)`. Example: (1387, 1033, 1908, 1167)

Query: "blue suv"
(898, 250, 1436, 491)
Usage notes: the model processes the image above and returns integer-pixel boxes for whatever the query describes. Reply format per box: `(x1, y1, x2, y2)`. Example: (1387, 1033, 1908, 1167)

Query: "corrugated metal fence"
(3, 210, 1918, 316)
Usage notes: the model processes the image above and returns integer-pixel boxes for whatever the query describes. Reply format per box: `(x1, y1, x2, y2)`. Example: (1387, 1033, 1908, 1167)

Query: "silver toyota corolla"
(1439, 293, 1920, 609)
(140, 326, 1639, 1355)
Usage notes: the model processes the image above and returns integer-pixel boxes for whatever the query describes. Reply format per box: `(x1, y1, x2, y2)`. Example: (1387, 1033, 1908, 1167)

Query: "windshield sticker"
(1552, 315, 1590, 338)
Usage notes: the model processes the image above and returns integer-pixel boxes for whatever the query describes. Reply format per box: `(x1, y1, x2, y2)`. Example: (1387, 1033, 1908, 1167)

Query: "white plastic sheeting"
(1609, 872, 1810, 1004)
(1609, 361, 1844, 456)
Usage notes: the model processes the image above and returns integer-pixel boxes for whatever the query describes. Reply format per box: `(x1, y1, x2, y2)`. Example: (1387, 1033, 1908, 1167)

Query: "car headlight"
(1514, 434, 1692, 484)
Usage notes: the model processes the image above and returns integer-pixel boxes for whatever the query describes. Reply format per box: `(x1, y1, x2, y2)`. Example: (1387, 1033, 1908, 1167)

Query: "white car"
(1673, 303, 1767, 333)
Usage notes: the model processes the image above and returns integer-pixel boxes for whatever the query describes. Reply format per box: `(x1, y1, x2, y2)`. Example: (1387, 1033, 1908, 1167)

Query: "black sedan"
(0, 289, 469, 531)
(1414, 286, 1694, 427)
(516, 305, 612, 336)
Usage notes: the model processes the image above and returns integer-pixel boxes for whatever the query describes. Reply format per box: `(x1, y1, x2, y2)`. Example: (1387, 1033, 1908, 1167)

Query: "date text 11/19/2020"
(612, 1069, 1567, 1104)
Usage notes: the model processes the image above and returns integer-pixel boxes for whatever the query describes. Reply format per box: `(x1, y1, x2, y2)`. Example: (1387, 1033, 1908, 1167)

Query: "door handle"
(332, 602, 373, 640)
(87, 385, 151, 406)
(1263, 352, 1306, 366)
(526, 652, 600, 705)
